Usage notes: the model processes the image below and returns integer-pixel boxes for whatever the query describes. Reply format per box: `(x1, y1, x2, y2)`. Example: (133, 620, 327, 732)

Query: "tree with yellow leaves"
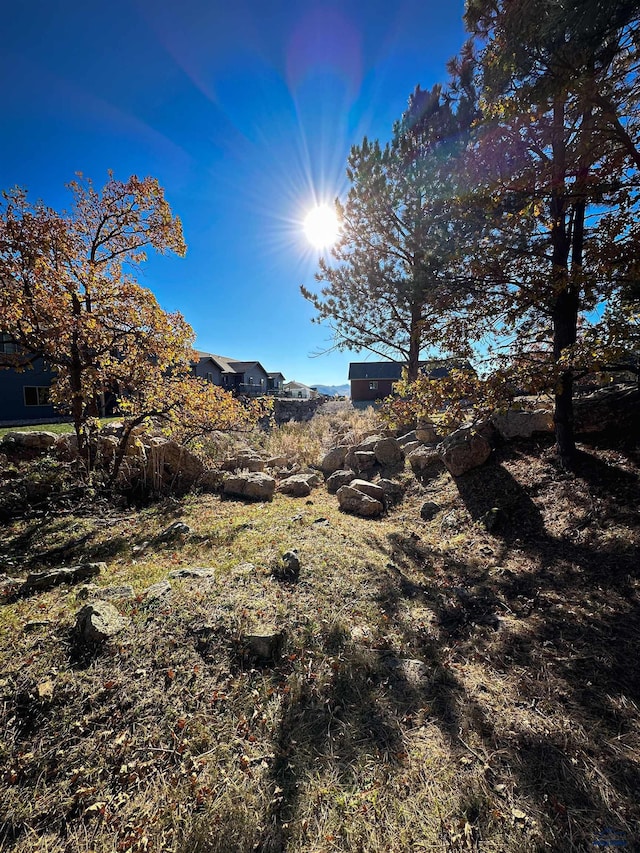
(0, 174, 265, 470)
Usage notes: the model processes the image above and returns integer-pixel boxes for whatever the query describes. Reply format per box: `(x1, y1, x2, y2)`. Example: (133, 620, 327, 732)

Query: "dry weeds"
(0, 424, 639, 852)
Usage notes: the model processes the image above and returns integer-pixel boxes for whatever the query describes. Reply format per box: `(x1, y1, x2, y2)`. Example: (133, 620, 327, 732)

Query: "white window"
(24, 386, 51, 406)
(206, 372, 214, 383)
(369, 380, 378, 390)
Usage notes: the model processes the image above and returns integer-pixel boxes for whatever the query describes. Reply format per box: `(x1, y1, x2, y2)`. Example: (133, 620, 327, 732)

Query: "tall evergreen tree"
(302, 85, 473, 381)
(460, 0, 640, 464)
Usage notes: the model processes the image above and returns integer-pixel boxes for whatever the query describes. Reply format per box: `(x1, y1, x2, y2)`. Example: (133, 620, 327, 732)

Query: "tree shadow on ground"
(333, 444, 640, 850)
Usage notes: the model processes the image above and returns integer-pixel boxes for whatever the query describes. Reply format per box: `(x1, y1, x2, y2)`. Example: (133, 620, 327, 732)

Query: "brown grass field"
(0, 411, 639, 852)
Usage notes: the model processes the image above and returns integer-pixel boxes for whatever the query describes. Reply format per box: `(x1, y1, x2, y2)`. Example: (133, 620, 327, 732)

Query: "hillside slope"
(0, 435, 639, 852)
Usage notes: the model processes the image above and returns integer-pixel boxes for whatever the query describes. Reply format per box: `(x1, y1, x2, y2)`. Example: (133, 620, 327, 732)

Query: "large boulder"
(415, 421, 440, 445)
(374, 437, 404, 467)
(145, 438, 204, 489)
(437, 427, 491, 477)
(492, 409, 553, 440)
(326, 469, 356, 493)
(75, 602, 127, 643)
(349, 478, 385, 503)
(223, 472, 276, 501)
(221, 450, 265, 473)
(408, 446, 444, 478)
(320, 445, 350, 475)
(377, 478, 405, 506)
(24, 562, 104, 592)
(1, 431, 58, 453)
(344, 448, 377, 474)
(337, 484, 384, 518)
(277, 474, 313, 497)
(574, 385, 640, 434)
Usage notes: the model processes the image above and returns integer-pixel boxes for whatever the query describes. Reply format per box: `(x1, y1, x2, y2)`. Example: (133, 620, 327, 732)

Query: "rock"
(55, 433, 80, 460)
(326, 469, 356, 493)
(383, 656, 430, 685)
(75, 602, 127, 643)
(145, 439, 204, 489)
(345, 449, 377, 474)
(492, 409, 553, 440)
(97, 434, 118, 461)
(265, 456, 288, 468)
(377, 479, 405, 506)
(349, 479, 385, 503)
(156, 521, 192, 543)
(337, 485, 384, 518)
(0, 574, 25, 601)
(24, 620, 52, 632)
(402, 440, 421, 455)
(574, 385, 640, 434)
(300, 470, 323, 487)
(141, 579, 172, 602)
(168, 567, 216, 580)
(274, 550, 301, 582)
(24, 562, 104, 592)
(223, 472, 276, 501)
(408, 447, 444, 478)
(320, 445, 349, 475)
(198, 469, 224, 491)
(277, 474, 312, 497)
(420, 501, 441, 521)
(1, 431, 58, 452)
(397, 430, 418, 447)
(221, 450, 265, 473)
(354, 434, 386, 452)
(76, 584, 135, 602)
(374, 437, 404, 466)
(416, 421, 440, 444)
(437, 428, 491, 477)
(241, 628, 286, 662)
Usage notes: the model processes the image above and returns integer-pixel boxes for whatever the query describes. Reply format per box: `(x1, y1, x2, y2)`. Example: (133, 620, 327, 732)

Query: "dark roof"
(268, 372, 286, 380)
(227, 360, 268, 375)
(348, 359, 472, 381)
(348, 362, 404, 380)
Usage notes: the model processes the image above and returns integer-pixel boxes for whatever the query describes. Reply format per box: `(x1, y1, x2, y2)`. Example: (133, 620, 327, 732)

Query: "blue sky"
(1, 0, 467, 387)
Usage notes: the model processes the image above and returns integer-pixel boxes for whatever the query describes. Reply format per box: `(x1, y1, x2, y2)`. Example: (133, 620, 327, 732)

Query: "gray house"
(194, 352, 283, 396)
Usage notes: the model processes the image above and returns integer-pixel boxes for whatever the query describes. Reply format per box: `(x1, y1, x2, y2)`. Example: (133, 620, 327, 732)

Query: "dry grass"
(258, 402, 383, 467)
(1, 426, 639, 852)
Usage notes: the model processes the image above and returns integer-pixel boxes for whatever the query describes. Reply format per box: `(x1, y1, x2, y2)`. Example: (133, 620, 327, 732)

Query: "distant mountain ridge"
(311, 383, 350, 397)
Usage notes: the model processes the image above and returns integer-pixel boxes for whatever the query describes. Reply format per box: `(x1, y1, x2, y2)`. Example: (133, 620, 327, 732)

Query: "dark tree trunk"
(549, 96, 577, 468)
(70, 294, 85, 458)
(407, 301, 423, 382)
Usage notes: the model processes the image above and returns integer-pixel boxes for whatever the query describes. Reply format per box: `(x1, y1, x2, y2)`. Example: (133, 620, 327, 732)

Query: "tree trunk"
(70, 294, 85, 458)
(549, 95, 577, 468)
(407, 301, 423, 382)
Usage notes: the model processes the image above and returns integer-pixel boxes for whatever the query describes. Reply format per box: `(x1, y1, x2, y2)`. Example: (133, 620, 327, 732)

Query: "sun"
(303, 204, 340, 249)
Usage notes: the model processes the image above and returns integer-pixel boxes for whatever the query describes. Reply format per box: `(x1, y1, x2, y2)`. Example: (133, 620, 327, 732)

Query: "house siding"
(350, 378, 396, 402)
(0, 358, 58, 422)
(194, 359, 223, 386)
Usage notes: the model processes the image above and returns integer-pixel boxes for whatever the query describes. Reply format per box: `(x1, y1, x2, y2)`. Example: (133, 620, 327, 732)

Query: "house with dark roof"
(194, 352, 284, 396)
(348, 359, 472, 402)
(267, 372, 286, 394)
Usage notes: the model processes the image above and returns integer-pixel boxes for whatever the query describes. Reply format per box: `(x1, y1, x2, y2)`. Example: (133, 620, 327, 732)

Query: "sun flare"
(303, 204, 340, 249)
